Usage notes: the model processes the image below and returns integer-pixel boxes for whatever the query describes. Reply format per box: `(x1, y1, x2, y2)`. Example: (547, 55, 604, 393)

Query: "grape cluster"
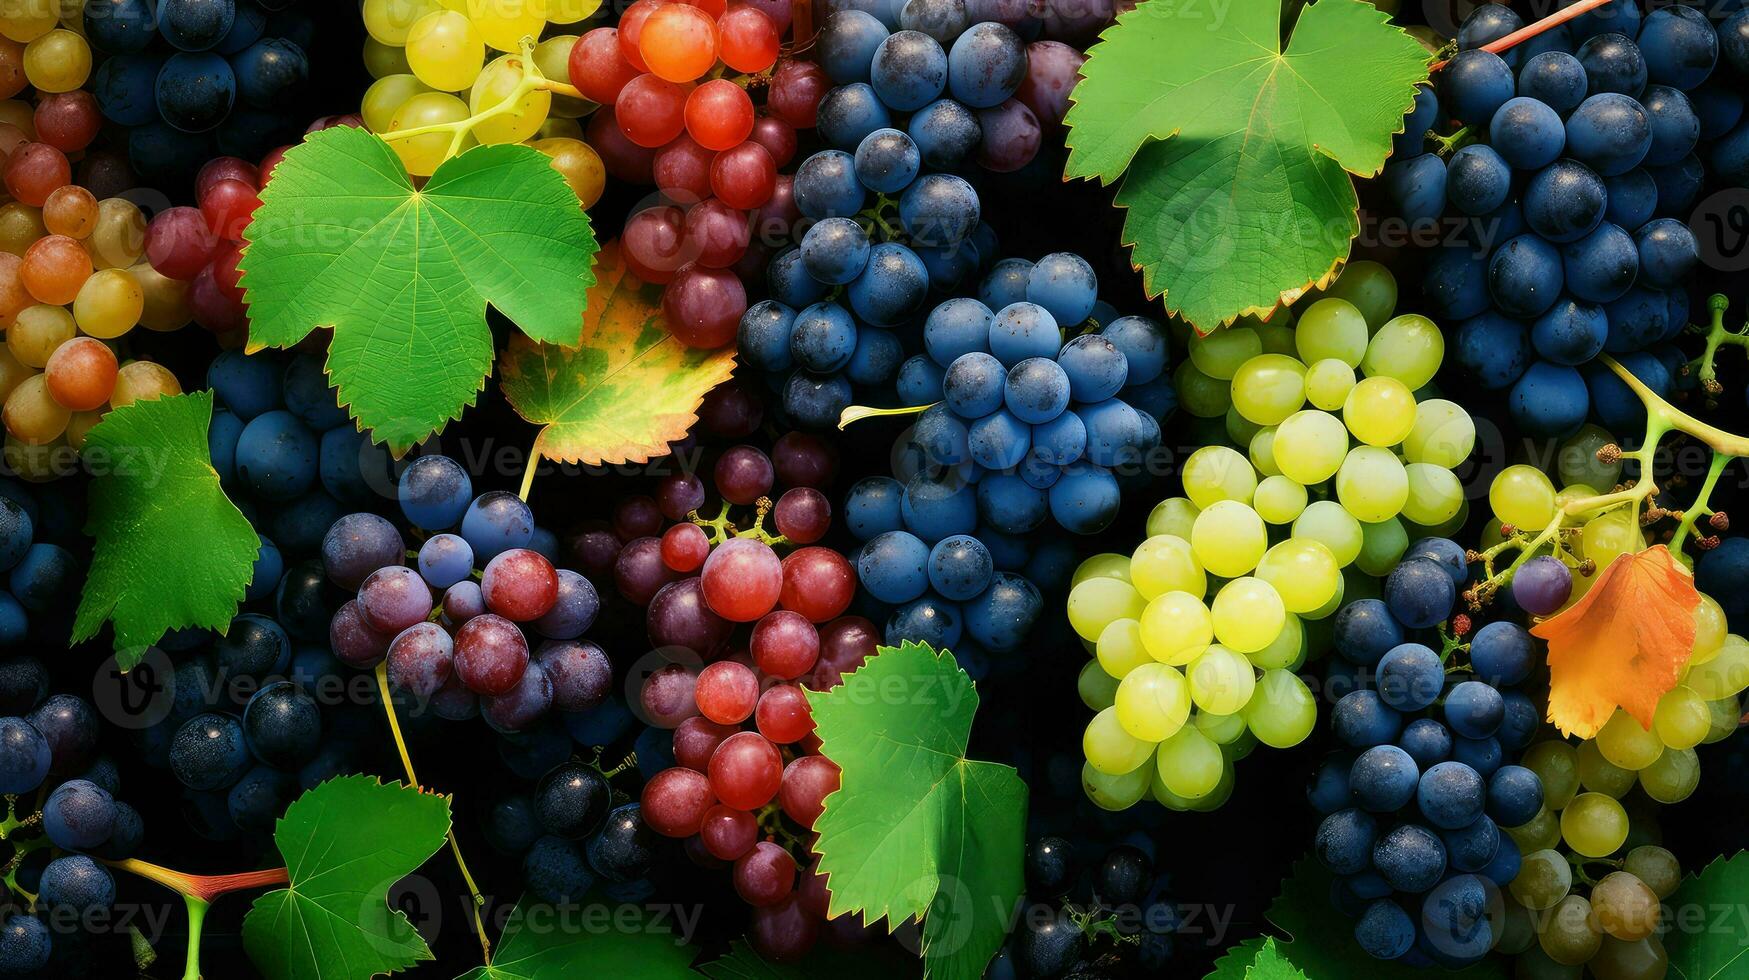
(1392, 1, 1749, 437)
(999, 836, 1177, 980)
(483, 777, 660, 908)
(82, 0, 315, 184)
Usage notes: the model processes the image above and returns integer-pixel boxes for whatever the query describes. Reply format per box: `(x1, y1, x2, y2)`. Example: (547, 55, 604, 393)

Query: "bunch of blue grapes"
(1309, 538, 1547, 967)
(993, 834, 1177, 979)
(84, 0, 314, 186)
(482, 790, 659, 907)
(1387, 0, 1749, 438)
(0, 480, 79, 653)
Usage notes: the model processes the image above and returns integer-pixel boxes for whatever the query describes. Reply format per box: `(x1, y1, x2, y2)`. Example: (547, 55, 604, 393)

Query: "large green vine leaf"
(238, 125, 598, 454)
(1666, 851, 1749, 979)
(804, 641, 1026, 980)
(1206, 938, 1310, 980)
(1063, 0, 1429, 330)
(456, 895, 697, 979)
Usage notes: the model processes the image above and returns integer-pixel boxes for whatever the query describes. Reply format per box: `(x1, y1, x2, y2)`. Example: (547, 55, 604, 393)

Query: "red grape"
(2, 142, 68, 207)
(330, 600, 392, 667)
(615, 536, 682, 605)
(570, 27, 642, 104)
(144, 206, 217, 280)
(586, 109, 657, 183)
(673, 715, 737, 770)
(614, 495, 665, 540)
(651, 132, 715, 202)
(698, 379, 765, 437)
(662, 263, 745, 348)
(358, 566, 435, 634)
(685, 0, 727, 17)
(617, 74, 692, 148)
(772, 431, 838, 488)
(715, 445, 774, 504)
(685, 78, 754, 151)
(708, 140, 775, 209)
(648, 577, 734, 656)
(483, 660, 553, 732)
(773, 488, 830, 544)
(701, 537, 782, 621)
(623, 204, 691, 285)
(655, 472, 707, 520)
(747, 114, 796, 168)
(200, 178, 262, 242)
(708, 730, 783, 810)
(480, 549, 560, 622)
(617, 0, 670, 73)
(797, 856, 831, 919)
(739, 0, 792, 31)
(442, 581, 485, 622)
(188, 263, 246, 333)
(695, 660, 759, 724)
(208, 243, 245, 303)
(718, 5, 779, 73)
(640, 662, 701, 728)
(536, 639, 612, 712)
(750, 896, 819, 962)
(779, 548, 856, 623)
(683, 198, 749, 269)
(755, 684, 814, 744)
(196, 156, 260, 201)
(779, 756, 840, 829)
(641, 3, 719, 83)
(734, 840, 797, 907)
(660, 522, 710, 573)
(387, 621, 454, 697)
(977, 99, 1042, 172)
(700, 803, 758, 860)
(565, 521, 623, 579)
(751, 610, 819, 679)
(452, 614, 531, 696)
(812, 616, 877, 689)
(31, 92, 100, 153)
(641, 766, 716, 837)
(767, 60, 829, 129)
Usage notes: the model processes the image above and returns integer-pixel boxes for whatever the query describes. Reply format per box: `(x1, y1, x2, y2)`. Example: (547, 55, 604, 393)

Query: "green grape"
(1253, 318, 1298, 355)
(1303, 357, 1356, 410)
(1588, 935, 1669, 980)
(1078, 660, 1117, 711)
(1490, 464, 1558, 531)
(1689, 595, 1728, 665)
(1360, 313, 1443, 389)
(1139, 591, 1212, 666)
(1402, 398, 1475, 467)
(1187, 644, 1255, 714)
(1155, 725, 1223, 798)
(535, 36, 591, 117)
(1145, 497, 1199, 540)
(1096, 618, 1152, 679)
(1510, 847, 1573, 910)
(1577, 738, 1637, 798)
(1066, 575, 1145, 642)
(1272, 409, 1348, 484)
(1590, 871, 1661, 942)
(467, 0, 547, 52)
(1702, 694, 1741, 743)
(1195, 708, 1247, 744)
(469, 54, 552, 144)
(1291, 500, 1363, 566)
(1253, 475, 1308, 524)
(1341, 375, 1415, 446)
(406, 9, 484, 92)
(1084, 705, 1156, 774)
(1129, 535, 1204, 600)
(1114, 662, 1191, 741)
(1242, 668, 1316, 747)
(1174, 360, 1231, 417)
(1191, 500, 1267, 577)
(1187, 767, 1238, 811)
(361, 73, 432, 133)
(1355, 517, 1409, 576)
(385, 92, 475, 176)
(1561, 792, 1630, 857)
(1559, 423, 1623, 491)
(1596, 710, 1664, 770)
(1150, 769, 1194, 811)
(1071, 552, 1131, 588)
(365, 37, 414, 78)
(1334, 446, 1408, 523)
(1305, 571, 1347, 620)
(1083, 760, 1150, 810)
(1248, 612, 1303, 669)
(1188, 325, 1261, 380)
(1402, 498, 1469, 541)
(1254, 538, 1339, 614)
(1637, 746, 1698, 803)
(1220, 729, 1258, 762)
(1506, 805, 1561, 851)
(363, 0, 439, 45)
(1325, 259, 1397, 330)
(1223, 403, 1263, 446)
(1401, 462, 1463, 527)
(1230, 353, 1307, 426)
(1578, 511, 1644, 572)
(1652, 685, 1709, 750)
(1539, 894, 1603, 966)
(1210, 576, 1285, 653)
(1498, 898, 1538, 955)
(1247, 427, 1281, 477)
(1622, 845, 1681, 900)
(1521, 741, 1580, 810)
(1181, 445, 1256, 508)
(1294, 298, 1369, 366)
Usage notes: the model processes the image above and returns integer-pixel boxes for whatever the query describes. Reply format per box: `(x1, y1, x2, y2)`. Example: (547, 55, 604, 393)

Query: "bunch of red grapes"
(568, 0, 828, 350)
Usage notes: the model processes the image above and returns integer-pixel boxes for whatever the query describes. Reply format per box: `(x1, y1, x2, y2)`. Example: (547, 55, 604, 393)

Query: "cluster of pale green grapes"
(1064, 262, 1480, 813)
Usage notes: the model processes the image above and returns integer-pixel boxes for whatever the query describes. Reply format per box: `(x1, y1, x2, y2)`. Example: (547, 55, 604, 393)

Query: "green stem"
(1687, 295, 1745, 395)
(1670, 451, 1733, 554)
(182, 896, 207, 980)
(839, 401, 937, 429)
(379, 36, 551, 164)
(518, 446, 541, 503)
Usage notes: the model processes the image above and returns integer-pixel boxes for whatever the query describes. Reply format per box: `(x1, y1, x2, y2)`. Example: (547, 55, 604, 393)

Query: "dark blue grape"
(908, 97, 982, 169)
(927, 534, 992, 601)
(819, 9, 889, 83)
(1518, 51, 1587, 115)
(1441, 49, 1514, 126)
(1015, 908, 1084, 980)
(1393, 84, 1438, 158)
(946, 21, 1025, 108)
(0, 660, 45, 716)
(1004, 357, 1069, 424)
(767, 246, 829, 308)
(28, 695, 97, 777)
(1510, 360, 1589, 437)
(1332, 598, 1403, 666)
(1486, 765, 1544, 828)
(94, 802, 143, 861)
(976, 471, 1047, 533)
(399, 455, 472, 531)
(1423, 246, 1491, 321)
(857, 530, 930, 602)
(1565, 93, 1652, 175)
(1488, 98, 1564, 170)
(854, 127, 920, 193)
(206, 349, 280, 420)
(1498, 690, 1540, 751)
(1638, 5, 1717, 90)
(1333, 690, 1403, 748)
(793, 150, 865, 219)
(896, 354, 944, 406)
(847, 327, 904, 386)
(1372, 823, 1446, 893)
(1651, 151, 1707, 215)
(235, 409, 317, 502)
(1602, 286, 1672, 351)
(924, 297, 993, 366)
(1355, 899, 1415, 960)
(94, 50, 165, 126)
(1576, 32, 1646, 97)
(910, 404, 970, 467)
(216, 1, 265, 54)
(900, 173, 980, 245)
(789, 301, 859, 373)
(1029, 410, 1085, 466)
(1634, 217, 1698, 287)
(1399, 718, 1453, 769)
(170, 712, 251, 791)
(1469, 621, 1534, 686)
(1441, 815, 1499, 873)
(0, 914, 49, 974)
(1691, 79, 1743, 140)
(1641, 84, 1699, 166)
(962, 570, 1040, 651)
(1099, 316, 1167, 385)
(738, 300, 797, 372)
(1444, 682, 1504, 740)
(1488, 234, 1564, 316)
(417, 533, 472, 591)
(968, 408, 1029, 469)
(537, 763, 610, 840)
(1382, 153, 1446, 224)
(233, 38, 306, 108)
(902, 471, 977, 541)
(1351, 745, 1419, 812)
(1417, 761, 1485, 830)
(243, 681, 320, 769)
(870, 30, 948, 110)
(978, 256, 1032, 310)
(1055, 334, 1126, 403)
(460, 491, 533, 561)
(86, 0, 159, 53)
(1315, 807, 1377, 875)
(1532, 297, 1608, 365)
(887, 594, 962, 647)
(988, 301, 1059, 366)
(39, 855, 115, 915)
(43, 779, 115, 851)
(587, 803, 656, 882)
(848, 242, 927, 325)
(1377, 643, 1443, 712)
(156, 51, 236, 132)
(1564, 0, 1639, 42)
(158, 0, 233, 51)
(1386, 558, 1457, 629)
(1524, 160, 1606, 244)
(1453, 736, 1502, 778)
(227, 764, 294, 832)
(816, 82, 892, 150)
(1024, 252, 1096, 326)
(1445, 144, 1510, 215)
(943, 351, 1006, 418)
(1561, 222, 1637, 304)
(523, 836, 592, 903)
(845, 476, 905, 541)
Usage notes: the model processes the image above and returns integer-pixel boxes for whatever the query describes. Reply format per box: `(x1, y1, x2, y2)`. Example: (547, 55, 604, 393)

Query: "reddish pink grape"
(751, 610, 819, 680)
(616, 0, 666, 72)
(330, 600, 392, 668)
(755, 684, 813, 744)
(641, 766, 716, 837)
(708, 730, 782, 810)
(614, 495, 665, 540)
(1016, 40, 1086, 131)
(209, 243, 245, 302)
(321, 512, 403, 590)
(662, 264, 744, 348)
(481, 549, 560, 622)
(640, 663, 701, 728)
(976, 99, 1042, 173)
(708, 140, 775, 210)
(144, 206, 217, 280)
(750, 895, 819, 962)
(256, 144, 292, 188)
(616, 73, 691, 148)
(660, 523, 710, 573)
(648, 577, 734, 656)
(697, 380, 764, 437)
(570, 27, 642, 104)
(701, 537, 782, 621)
(442, 581, 486, 622)
(773, 488, 830, 544)
(615, 536, 681, 605)
(32, 92, 101, 153)
(483, 661, 553, 732)
(586, 109, 657, 184)
(734, 841, 797, 907)
(387, 621, 453, 697)
(623, 204, 689, 285)
(195, 156, 259, 201)
(779, 756, 840, 829)
(778, 548, 856, 623)
(357, 566, 435, 634)
(535, 639, 612, 712)
(684, 79, 754, 151)
(188, 264, 246, 332)
(655, 472, 707, 520)
(767, 59, 828, 129)
(673, 715, 737, 771)
(651, 132, 715, 202)
(695, 660, 758, 724)
(683, 198, 749, 269)
(700, 804, 758, 860)
(714, 445, 774, 504)
(771, 431, 838, 488)
(565, 521, 623, 579)
(452, 614, 530, 696)
(200, 177, 261, 241)
(747, 114, 796, 168)
(430, 674, 479, 720)
(716, 4, 779, 72)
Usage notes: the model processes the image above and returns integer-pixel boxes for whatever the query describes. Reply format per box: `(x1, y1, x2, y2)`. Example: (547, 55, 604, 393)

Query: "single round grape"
(405, 10, 484, 92)
(1561, 791, 1630, 857)
(1230, 354, 1306, 425)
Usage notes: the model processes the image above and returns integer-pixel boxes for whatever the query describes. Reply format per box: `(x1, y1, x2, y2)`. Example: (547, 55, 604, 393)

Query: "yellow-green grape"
(1356, 517, 1410, 577)
(1253, 475, 1308, 524)
(1186, 764, 1239, 811)
(1188, 325, 1261, 380)
(467, 0, 547, 52)
(1150, 768, 1193, 811)
(1083, 760, 1150, 810)
(362, 73, 432, 133)
(1083, 705, 1155, 774)
(1294, 297, 1369, 366)
(1637, 746, 1698, 804)
(1096, 618, 1151, 679)
(1335, 446, 1408, 523)
(1539, 894, 1603, 966)
(1187, 645, 1255, 714)
(1562, 792, 1630, 857)
(1220, 730, 1258, 763)
(1402, 398, 1475, 467)
(1401, 462, 1463, 527)
(1209, 577, 1285, 653)
(1066, 575, 1144, 642)
(1129, 535, 1204, 600)
(1361, 313, 1444, 389)
(1596, 710, 1664, 770)
(548, 0, 603, 22)
(0, 0, 56, 41)
(1325, 259, 1397, 330)
(1243, 668, 1317, 747)
(72, 268, 144, 340)
(1341, 375, 1415, 446)
(1272, 409, 1348, 484)
(1304, 357, 1356, 410)
(535, 36, 591, 117)
(468, 53, 551, 144)
(1114, 662, 1191, 741)
(406, 10, 485, 91)
(1490, 464, 1558, 531)
(1306, 571, 1347, 620)
(1191, 500, 1267, 577)
(1250, 314, 1297, 352)
(364, 37, 413, 77)
(1509, 847, 1573, 910)
(1173, 360, 1230, 417)
(1223, 402, 1263, 446)
(1559, 423, 1623, 491)
(1195, 709, 1247, 744)
(1577, 738, 1638, 798)
(1145, 497, 1199, 540)
(1078, 660, 1117, 711)
(1521, 740, 1580, 810)
(1702, 694, 1741, 743)
(1590, 936, 1670, 980)
(1652, 685, 1710, 750)
(363, 0, 439, 45)
(1291, 499, 1364, 566)
(1246, 427, 1281, 477)
(385, 92, 474, 176)
(1248, 612, 1303, 669)
(1506, 805, 1562, 852)
(1139, 591, 1212, 666)
(1230, 353, 1306, 426)
(22, 28, 87, 92)
(1684, 637, 1749, 699)
(1623, 845, 1682, 900)
(1580, 508, 1645, 568)
(1154, 726, 1223, 798)
(1255, 538, 1340, 614)
(1688, 594, 1727, 666)
(8, 305, 73, 368)
(1180, 445, 1256, 508)
(1071, 552, 1131, 587)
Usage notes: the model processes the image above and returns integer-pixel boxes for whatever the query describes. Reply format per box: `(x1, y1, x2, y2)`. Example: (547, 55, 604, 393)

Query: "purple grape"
(715, 446, 775, 505)
(417, 533, 474, 589)
(655, 473, 707, 521)
(615, 537, 680, 606)
(538, 639, 613, 712)
(1512, 556, 1573, 615)
(453, 614, 530, 695)
(321, 513, 403, 590)
(356, 566, 435, 634)
(484, 661, 554, 733)
(566, 520, 623, 579)
(430, 675, 479, 721)
(773, 488, 831, 543)
(976, 98, 1041, 172)
(442, 580, 486, 622)
(647, 577, 733, 657)
(330, 600, 392, 667)
(533, 570, 600, 639)
(387, 622, 454, 697)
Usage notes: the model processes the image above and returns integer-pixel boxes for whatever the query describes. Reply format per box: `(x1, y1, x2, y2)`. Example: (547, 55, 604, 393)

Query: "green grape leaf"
(696, 938, 920, 979)
(804, 641, 1026, 980)
(243, 775, 452, 980)
(455, 895, 697, 979)
(1062, 0, 1430, 330)
(1666, 851, 1749, 979)
(1265, 857, 1507, 980)
(71, 391, 258, 665)
(238, 125, 598, 455)
(497, 242, 737, 466)
(1204, 939, 1268, 980)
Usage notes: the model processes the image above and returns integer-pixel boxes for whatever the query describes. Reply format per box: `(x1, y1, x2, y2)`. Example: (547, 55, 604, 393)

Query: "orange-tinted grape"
(72, 267, 143, 339)
(532, 137, 607, 208)
(616, 0, 668, 73)
(41, 183, 95, 238)
(0, 121, 26, 163)
(0, 202, 42, 256)
(640, 3, 718, 83)
(19, 234, 89, 304)
(44, 336, 116, 411)
(64, 410, 101, 450)
(22, 29, 90, 93)
(0, 39, 24, 99)
(615, 73, 690, 147)
(0, 251, 27, 324)
(684, 78, 753, 151)
(109, 360, 181, 409)
(8, 303, 73, 367)
(90, 198, 146, 270)
(717, 5, 778, 73)
(133, 262, 192, 332)
(2, 141, 67, 206)
(0, 345, 28, 404)
(3, 374, 68, 444)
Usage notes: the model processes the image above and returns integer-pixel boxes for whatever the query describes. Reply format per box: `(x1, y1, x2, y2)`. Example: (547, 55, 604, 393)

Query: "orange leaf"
(1531, 545, 1700, 739)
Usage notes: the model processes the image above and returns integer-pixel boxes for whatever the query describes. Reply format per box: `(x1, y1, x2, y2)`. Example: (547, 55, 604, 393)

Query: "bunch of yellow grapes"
(0, 4, 94, 95)
(359, 0, 607, 202)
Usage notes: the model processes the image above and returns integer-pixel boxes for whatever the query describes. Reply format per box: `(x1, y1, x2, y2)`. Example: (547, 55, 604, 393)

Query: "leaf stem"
(519, 445, 541, 503)
(182, 896, 207, 980)
(839, 401, 937, 429)
(105, 859, 289, 903)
